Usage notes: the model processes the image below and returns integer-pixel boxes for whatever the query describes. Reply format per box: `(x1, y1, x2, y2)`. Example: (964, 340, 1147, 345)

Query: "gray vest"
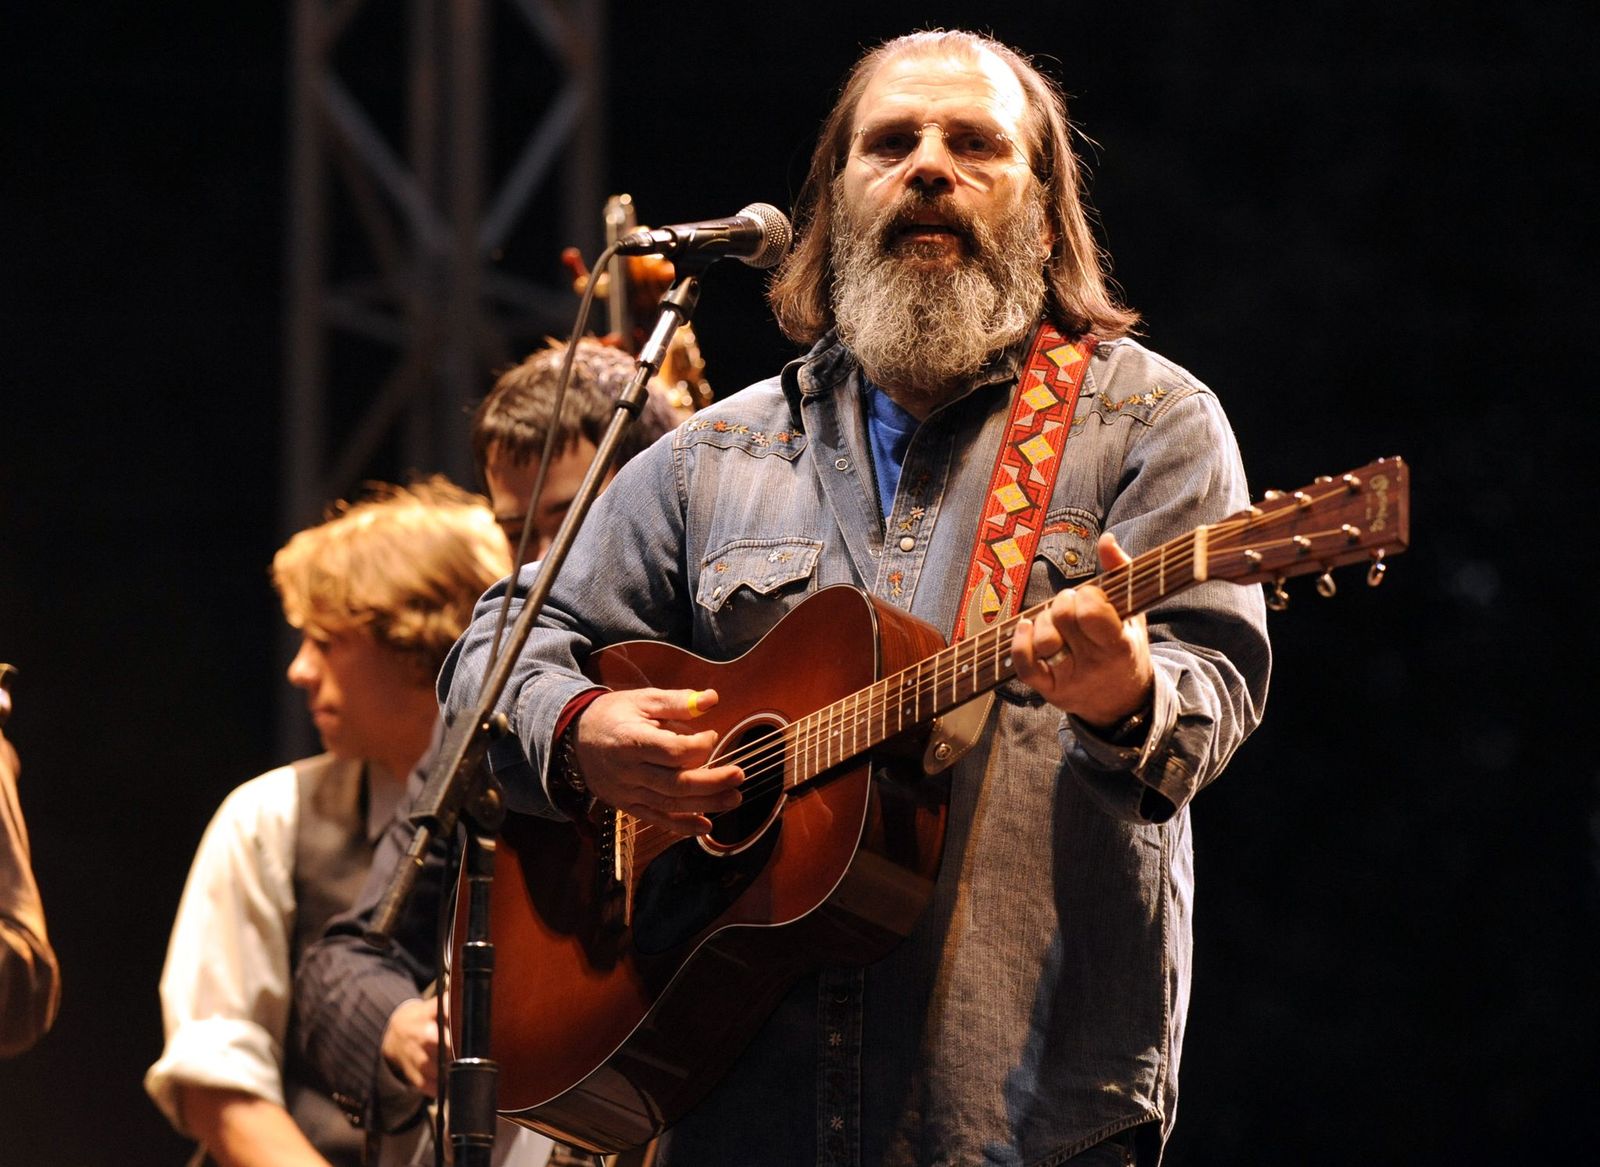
(284, 754, 379, 1167)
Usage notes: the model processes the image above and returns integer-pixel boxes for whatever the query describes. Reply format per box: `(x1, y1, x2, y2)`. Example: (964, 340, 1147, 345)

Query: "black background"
(2, 2, 1594, 1163)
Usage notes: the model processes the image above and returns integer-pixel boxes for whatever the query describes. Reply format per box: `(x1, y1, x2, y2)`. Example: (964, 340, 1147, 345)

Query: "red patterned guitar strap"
(923, 323, 1096, 773)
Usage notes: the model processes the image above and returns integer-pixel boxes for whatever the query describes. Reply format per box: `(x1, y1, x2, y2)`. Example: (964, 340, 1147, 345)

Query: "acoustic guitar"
(454, 457, 1410, 1153)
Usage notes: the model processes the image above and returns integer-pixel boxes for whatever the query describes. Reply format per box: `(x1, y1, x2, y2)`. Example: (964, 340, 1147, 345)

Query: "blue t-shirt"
(863, 383, 920, 518)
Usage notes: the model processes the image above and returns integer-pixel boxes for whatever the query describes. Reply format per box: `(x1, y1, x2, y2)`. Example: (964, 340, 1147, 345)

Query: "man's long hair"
(768, 30, 1139, 346)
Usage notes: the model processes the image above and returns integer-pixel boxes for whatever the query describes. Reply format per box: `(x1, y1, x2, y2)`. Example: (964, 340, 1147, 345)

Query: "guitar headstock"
(1203, 457, 1409, 601)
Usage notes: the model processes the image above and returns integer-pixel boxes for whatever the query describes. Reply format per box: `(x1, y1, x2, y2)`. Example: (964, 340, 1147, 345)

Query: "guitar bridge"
(593, 805, 635, 934)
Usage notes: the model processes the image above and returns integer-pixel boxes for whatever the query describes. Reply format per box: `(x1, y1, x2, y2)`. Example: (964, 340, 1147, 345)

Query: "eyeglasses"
(852, 121, 1018, 172)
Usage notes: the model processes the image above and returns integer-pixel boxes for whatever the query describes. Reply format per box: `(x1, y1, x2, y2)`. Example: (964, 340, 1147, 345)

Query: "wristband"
(550, 722, 594, 817)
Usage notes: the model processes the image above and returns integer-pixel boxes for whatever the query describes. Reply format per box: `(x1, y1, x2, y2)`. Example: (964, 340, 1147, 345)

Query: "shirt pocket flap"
(1034, 514, 1099, 582)
(697, 538, 822, 614)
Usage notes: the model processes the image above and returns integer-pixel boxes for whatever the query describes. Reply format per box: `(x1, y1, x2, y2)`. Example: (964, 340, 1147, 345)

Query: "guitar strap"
(922, 323, 1096, 774)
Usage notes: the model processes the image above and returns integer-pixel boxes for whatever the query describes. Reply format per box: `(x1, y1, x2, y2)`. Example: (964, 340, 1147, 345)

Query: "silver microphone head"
(737, 202, 794, 269)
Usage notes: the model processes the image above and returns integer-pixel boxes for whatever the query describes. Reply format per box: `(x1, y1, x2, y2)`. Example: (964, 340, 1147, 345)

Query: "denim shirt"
(441, 330, 1270, 1167)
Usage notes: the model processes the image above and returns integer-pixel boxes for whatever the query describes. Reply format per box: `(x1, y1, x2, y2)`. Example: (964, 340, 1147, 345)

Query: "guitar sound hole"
(705, 721, 786, 853)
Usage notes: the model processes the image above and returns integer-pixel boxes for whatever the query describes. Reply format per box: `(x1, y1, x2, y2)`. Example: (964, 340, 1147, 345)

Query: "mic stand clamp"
(362, 267, 707, 1166)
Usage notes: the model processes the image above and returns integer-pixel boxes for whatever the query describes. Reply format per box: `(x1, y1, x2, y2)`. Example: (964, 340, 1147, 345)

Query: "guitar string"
(615, 589, 1118, 859)
(614, 500, 1363, 853)
(671, 518, 1208, 777)
(615, 516, 1352, 857)
(627, 475, 1369, 797)
(632, 511, 1226, 784)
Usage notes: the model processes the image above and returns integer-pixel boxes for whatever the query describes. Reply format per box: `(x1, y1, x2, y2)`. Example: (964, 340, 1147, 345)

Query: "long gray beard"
(830, 181, 1047, 405)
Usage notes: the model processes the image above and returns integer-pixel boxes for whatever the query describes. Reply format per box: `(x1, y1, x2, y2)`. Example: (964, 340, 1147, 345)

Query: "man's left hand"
(1012, 532, 1154, 728)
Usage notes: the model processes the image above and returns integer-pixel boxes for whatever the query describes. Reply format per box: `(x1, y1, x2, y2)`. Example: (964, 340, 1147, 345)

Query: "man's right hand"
(573, 688, 744, 835)
(381, 998, 440, 1096)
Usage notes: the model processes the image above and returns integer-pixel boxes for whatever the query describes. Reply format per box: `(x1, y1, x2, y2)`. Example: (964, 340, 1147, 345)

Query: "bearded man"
(442, 30, 1271, 1167)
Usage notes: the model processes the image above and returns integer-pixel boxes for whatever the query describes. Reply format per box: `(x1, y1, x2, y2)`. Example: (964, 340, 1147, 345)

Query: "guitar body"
(465, 585, 951, 1153)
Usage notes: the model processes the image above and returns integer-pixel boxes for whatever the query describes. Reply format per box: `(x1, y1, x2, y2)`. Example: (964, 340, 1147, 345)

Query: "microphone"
(615, 203, 793, 269)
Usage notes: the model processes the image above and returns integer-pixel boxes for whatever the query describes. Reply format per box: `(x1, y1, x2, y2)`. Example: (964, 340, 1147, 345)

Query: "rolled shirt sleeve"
(1062, 376, 1272, 824)
(144, 768, 300, 1133)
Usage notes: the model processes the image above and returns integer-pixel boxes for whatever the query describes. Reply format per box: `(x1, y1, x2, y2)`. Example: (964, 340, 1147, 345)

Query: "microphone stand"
(364, 267, 706, 1167)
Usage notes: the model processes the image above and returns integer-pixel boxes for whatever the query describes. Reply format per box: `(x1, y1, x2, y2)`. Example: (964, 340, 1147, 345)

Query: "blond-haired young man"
(146, 478, 511, 1167)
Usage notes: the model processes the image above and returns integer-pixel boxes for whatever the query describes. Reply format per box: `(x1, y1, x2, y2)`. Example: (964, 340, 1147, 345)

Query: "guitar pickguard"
(632, 822, 782, 955)
(632, 718, 789, 954)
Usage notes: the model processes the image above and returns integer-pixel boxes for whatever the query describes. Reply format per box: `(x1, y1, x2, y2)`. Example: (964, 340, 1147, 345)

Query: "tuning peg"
(1316, 571, 1337, 598)
(1367, 551, 1388, 587)
(1266, 578, 1290, 611)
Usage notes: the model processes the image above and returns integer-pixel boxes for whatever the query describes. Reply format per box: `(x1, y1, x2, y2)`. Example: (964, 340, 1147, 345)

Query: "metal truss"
(279, 0, 605, 756)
